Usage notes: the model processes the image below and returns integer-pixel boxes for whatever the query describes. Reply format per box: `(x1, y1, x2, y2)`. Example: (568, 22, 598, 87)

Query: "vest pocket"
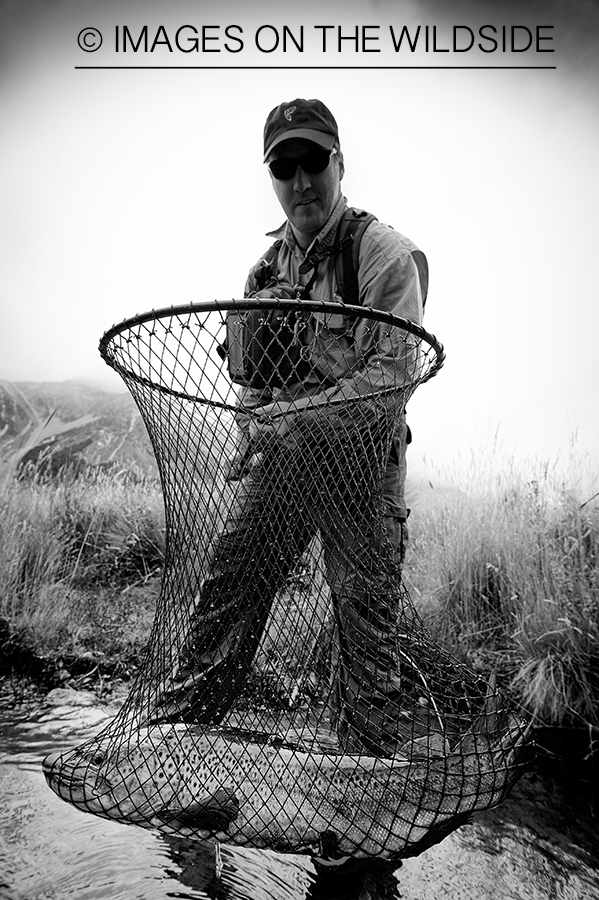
(313, 311, 349, 334)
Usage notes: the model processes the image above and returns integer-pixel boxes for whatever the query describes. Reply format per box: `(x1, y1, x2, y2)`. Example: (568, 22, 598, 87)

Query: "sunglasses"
(268, 148, 336, 181)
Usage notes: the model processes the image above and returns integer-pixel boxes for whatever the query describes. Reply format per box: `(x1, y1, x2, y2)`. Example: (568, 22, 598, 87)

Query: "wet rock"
(46, 687, 97, 707)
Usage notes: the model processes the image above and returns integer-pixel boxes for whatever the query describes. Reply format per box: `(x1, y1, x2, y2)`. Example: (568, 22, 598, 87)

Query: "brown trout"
(43, 716, 533, 860)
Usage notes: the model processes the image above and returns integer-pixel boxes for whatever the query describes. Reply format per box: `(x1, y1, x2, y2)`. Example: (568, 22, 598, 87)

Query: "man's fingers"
(226, 448, 253, 481)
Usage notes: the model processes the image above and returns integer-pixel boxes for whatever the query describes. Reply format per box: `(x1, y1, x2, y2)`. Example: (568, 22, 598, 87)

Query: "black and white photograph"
(1, 2, 598, 899)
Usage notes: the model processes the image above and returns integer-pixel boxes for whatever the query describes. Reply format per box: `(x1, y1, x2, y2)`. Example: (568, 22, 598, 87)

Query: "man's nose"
(293, 166, 312, 191)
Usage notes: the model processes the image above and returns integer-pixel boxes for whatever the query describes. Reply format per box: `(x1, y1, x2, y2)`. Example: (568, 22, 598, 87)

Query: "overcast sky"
(1, 0, 597, 481)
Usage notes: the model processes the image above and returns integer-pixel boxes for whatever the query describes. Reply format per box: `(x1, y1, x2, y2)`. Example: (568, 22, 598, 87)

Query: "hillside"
(0, 379, 158, 480)
(0, 378, 459, 504)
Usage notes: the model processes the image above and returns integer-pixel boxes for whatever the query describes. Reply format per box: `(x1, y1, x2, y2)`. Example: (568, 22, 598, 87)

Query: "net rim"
(101, 298, 443, 362)
(98, 299, 445, 406)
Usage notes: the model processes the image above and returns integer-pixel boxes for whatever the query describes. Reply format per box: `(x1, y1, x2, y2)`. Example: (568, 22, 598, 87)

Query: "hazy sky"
(1, 0, 598, 477)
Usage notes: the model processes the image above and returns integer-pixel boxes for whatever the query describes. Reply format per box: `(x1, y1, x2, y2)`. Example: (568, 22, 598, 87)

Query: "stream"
(1, 687, 598, 900)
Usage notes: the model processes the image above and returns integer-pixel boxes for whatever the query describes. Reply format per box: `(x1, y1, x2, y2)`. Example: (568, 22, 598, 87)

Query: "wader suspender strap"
(334, 211, 429, 311)
(335, 209, 377, 306)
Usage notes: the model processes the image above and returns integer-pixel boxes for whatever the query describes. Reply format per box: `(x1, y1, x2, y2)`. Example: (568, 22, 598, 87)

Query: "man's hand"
(251, 281, 296, 300)
(249, 401, 298, 442)
(226, 444, 257, 481)
(225, 430, 262, 481)
(225, 402, 299, 481)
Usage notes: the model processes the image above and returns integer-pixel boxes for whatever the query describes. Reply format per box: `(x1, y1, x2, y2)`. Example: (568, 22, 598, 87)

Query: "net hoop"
(99, 298, 445, 399)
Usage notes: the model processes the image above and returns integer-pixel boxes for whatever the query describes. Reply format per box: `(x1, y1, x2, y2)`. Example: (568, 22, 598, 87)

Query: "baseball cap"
(263, 98, 339, 161)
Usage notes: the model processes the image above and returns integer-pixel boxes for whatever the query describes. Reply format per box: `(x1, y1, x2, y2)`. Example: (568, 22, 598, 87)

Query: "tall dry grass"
(0, 467, 165, 664)
(1, 445, 598, 730)
(405, 451, 599, 730)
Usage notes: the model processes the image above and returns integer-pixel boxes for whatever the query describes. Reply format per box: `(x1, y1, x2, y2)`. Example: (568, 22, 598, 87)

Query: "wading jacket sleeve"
(237, 195, 426, 413)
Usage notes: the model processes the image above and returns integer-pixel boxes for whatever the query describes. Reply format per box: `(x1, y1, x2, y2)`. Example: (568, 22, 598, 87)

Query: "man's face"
(268, 138, 343, 249)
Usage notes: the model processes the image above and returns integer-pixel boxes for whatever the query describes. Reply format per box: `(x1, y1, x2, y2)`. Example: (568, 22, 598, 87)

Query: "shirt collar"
(266, 194, 348, 256)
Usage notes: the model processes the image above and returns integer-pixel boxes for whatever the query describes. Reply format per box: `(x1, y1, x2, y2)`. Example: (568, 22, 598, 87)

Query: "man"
(231, 98, 426, 563)
(151, 99, 427, 756)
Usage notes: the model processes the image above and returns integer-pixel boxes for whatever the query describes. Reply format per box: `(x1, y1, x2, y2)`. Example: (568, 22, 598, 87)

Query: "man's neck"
(291, 227, 317, 253)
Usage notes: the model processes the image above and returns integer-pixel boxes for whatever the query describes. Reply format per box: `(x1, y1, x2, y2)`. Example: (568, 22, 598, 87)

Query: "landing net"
(43, 299, 533, 861)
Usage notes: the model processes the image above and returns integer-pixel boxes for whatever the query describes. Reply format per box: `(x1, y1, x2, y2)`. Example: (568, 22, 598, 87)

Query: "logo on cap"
(284, 106, 296, 121)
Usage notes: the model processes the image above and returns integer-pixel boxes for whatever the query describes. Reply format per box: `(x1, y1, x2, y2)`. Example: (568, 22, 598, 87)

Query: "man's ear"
(336, 148, 345, 180)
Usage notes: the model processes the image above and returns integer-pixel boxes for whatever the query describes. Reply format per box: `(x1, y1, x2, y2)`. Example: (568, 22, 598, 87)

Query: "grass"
(405, 450, 599, 731)
(0, 446, 598, 734)
(0, 467, 164, 685)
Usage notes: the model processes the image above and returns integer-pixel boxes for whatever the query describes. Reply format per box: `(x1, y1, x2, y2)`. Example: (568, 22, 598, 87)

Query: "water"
(1, 688, 598, 900)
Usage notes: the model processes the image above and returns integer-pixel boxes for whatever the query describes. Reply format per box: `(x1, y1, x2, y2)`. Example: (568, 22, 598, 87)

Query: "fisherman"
(151, 98, 428, 756)
(229, 98, 426, 567)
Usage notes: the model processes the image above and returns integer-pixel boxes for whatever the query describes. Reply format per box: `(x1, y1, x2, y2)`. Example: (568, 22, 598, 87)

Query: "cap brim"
(264, 129, 336, 161)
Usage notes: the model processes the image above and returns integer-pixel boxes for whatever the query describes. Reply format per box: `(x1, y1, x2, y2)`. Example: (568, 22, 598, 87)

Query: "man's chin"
(291, 212, 324, 243)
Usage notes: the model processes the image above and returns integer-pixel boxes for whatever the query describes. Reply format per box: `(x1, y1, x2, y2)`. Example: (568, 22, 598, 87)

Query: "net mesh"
(43, 299, 534, 862)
